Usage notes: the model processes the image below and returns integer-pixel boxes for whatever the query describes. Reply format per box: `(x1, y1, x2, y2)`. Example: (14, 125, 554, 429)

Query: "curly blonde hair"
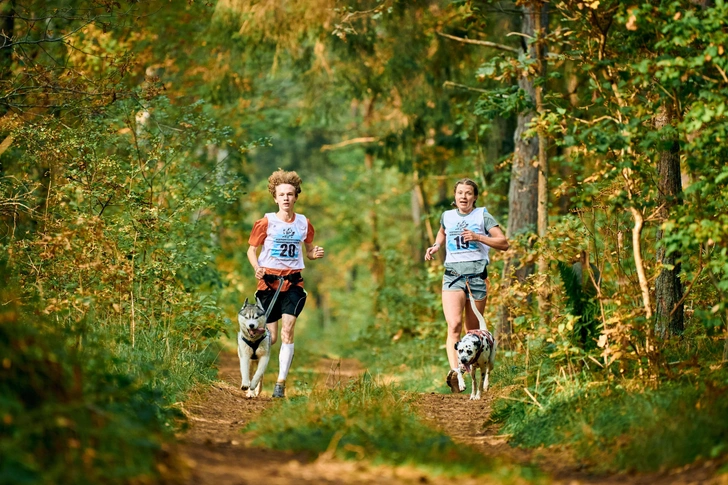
(267, 169, 302, 197)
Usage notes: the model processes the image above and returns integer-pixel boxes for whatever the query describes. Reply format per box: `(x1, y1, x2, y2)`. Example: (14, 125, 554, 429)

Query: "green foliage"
(0, 92, 231, 482)
(556, 261, 601, 349)
(6, 94, 237, 330)
(1, 9, 241, 477)
(247, 373, 536, 480)
(492, 374, 728, 472)
(0, 271, 180, 485)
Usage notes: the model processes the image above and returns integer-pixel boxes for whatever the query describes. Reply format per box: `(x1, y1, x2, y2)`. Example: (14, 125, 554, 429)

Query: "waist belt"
(445, 267, 488, 288)
(262, 272, 303, 291)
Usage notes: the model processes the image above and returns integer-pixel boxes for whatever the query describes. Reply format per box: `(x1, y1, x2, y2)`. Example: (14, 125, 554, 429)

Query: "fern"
(557, 261, 601, 348)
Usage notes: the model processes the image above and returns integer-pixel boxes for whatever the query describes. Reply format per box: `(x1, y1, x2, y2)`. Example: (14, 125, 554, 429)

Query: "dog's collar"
(462, 347, 484, 368)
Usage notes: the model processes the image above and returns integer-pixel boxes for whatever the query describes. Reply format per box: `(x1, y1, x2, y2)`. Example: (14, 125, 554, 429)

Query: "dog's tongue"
(250, 328, 265, 336)
(463, 363, 472, 373)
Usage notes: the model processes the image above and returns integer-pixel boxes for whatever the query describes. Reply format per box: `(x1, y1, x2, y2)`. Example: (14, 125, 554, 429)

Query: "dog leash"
(463, 278, 488, 332)
(264, 275, 285, 321)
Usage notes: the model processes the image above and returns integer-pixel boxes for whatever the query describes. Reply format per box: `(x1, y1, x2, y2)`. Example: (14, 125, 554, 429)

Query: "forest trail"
(178, 351, 722, 485)
(177, 351, 437, 485)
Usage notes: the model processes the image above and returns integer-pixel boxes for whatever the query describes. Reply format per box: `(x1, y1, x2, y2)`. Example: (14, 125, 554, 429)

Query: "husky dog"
(453, 298, 496, 400)
(237, 298, 271, 398)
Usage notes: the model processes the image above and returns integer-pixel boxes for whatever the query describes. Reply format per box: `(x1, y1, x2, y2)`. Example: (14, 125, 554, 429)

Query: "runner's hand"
(312, 246, 325, 259)
(461, 229, 480, 243)
(255, 267, 265, 279)
(424, 243, 440, 261)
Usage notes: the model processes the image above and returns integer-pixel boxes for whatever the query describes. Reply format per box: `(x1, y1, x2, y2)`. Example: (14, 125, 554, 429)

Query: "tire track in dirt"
(177, 351, 725, 484)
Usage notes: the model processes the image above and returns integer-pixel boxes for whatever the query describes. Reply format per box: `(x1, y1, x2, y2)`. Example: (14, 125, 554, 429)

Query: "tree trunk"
(533, 2, 550, 325)
(0, 0, 15, 119)
(364, 95, 383, 290)
(497, 3, 543, 344)
(654, 102, 684, 339)
(412, 170, 436, 256)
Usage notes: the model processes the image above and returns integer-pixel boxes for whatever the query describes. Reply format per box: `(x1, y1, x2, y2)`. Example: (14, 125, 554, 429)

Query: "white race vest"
(443, 208, 490, 264)
(257, 213, 308, 270)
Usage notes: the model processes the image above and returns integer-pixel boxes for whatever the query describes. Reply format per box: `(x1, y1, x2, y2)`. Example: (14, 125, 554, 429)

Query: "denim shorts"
(442, 272, 487, 301)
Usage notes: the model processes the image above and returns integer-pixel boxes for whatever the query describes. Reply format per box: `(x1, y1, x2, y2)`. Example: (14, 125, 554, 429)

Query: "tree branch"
(320, 137, 376, 151)
(443, 81, 489, 94)
(436, 31, 519, 54)
(1, 17, 97, 50)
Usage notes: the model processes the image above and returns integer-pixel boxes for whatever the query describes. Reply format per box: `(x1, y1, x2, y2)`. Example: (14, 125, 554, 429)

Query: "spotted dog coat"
(237, 298, 271, 398)
(454, 298, 497, 400)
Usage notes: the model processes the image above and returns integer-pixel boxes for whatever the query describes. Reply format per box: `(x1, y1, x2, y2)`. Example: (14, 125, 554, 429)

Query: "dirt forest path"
(178, 351, 722, 485)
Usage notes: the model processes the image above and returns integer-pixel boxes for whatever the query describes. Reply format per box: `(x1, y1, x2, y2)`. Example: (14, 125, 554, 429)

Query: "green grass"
(492, 373, 728, 472)
(0, 311, 178, 484)
(102, 317, 221, 403)
(246, 373, 542, 482)
(0, 271, 222, 484)
(486, 331, 728, 473)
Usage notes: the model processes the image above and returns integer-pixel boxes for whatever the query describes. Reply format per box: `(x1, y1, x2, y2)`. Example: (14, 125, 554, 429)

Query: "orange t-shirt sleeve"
(305, 220, 315, 244)
(248, 218, 268, 246)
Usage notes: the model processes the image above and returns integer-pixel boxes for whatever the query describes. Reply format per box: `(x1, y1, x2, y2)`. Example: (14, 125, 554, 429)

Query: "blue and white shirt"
(441, 207, 500, 273)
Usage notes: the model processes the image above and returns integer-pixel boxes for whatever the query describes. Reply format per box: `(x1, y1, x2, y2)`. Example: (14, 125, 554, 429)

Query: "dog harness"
(239, 274, 284, 360)
(465, 329, 494, 364)
(240, 331, 270, 360)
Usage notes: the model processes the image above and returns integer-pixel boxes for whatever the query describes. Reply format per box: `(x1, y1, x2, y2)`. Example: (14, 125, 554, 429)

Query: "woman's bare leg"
(442, 290, 466, 369)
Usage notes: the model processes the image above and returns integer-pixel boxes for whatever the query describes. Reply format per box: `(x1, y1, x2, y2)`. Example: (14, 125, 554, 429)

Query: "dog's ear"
(454, 342, 459, 351)
(243, 297, 249, 306)
(256, 297, 265, 310)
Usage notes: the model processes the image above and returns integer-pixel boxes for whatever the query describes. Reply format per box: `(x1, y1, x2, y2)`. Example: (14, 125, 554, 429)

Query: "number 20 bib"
(258, 213, 308, 270)
(442, 208, 490, 264)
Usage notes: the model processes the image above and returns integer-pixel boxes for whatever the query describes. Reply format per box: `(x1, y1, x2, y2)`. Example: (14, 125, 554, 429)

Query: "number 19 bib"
(442, 208, 490, 264)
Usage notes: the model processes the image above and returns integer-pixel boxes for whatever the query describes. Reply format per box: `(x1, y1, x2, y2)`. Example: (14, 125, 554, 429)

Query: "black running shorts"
(255, 285, 307, 323)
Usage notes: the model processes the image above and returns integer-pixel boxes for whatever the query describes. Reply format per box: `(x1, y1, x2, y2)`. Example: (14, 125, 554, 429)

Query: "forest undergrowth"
(0, 263, 217, 484)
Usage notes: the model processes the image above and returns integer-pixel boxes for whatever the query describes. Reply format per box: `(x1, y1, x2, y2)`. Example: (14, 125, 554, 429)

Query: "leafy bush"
(0, 276, 181, 485)
(1, 81, 233, 485)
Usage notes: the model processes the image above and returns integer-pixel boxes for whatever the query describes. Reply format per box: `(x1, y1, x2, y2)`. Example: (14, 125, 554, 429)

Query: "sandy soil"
(177, 351, 727, 485)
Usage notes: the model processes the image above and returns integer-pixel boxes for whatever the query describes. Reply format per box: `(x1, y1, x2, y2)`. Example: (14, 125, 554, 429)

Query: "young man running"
(247, 169, 325, 398)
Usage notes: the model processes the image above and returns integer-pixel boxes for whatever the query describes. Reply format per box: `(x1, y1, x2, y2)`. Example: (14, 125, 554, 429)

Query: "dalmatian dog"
(454, 298, 496, 400)
(237, 298, 271, 398)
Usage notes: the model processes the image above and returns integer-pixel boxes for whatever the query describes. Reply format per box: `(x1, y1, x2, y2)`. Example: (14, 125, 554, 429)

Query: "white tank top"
(442, 208, 490, 265)
(257, 213, 308, 270)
